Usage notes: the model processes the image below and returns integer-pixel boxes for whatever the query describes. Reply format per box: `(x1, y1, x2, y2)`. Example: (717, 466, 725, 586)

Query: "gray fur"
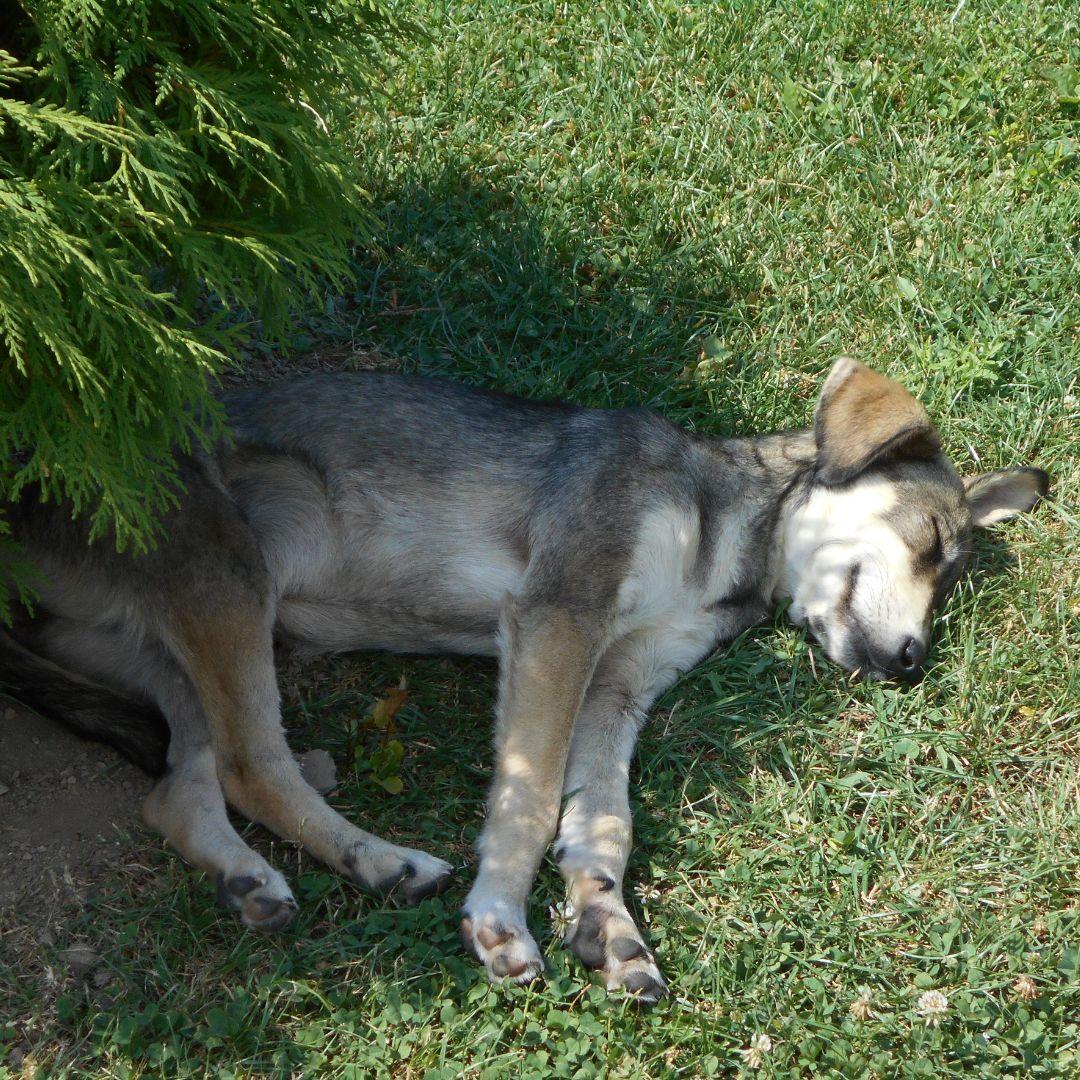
(219, 374, 790, 654)
(0, 361, 1047, 1000)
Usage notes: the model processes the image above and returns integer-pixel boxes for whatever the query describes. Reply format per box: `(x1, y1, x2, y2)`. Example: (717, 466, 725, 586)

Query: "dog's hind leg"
(39, 616, 299, 930)
(36, 615, 298, 930)
(552, 625, 714, 1003)
(142, 693, 299, 933)
(168, 600, 453, 906)
(460, 600, 601, 985)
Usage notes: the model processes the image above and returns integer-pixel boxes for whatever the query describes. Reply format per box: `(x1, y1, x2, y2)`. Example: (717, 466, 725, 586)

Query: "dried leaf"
(369, 686, 408, 731)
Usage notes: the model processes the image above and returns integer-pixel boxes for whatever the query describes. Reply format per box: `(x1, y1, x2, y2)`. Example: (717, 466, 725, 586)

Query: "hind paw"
(216, 868, 298, 933)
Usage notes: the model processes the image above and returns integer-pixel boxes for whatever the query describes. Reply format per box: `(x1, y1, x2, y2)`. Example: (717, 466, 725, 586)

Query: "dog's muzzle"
(857, 636, 926, 683)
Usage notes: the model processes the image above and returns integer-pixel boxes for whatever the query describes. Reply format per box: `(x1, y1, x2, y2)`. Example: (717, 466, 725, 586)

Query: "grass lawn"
(2, 0, 1078, 1075)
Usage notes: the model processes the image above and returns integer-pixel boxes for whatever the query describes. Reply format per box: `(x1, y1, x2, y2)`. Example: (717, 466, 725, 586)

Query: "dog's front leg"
(461, 600, 600, 985)
(554, 624, 715, 1003)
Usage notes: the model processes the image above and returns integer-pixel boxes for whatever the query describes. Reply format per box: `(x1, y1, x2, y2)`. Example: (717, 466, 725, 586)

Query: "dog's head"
(780, 357, 1048, 682)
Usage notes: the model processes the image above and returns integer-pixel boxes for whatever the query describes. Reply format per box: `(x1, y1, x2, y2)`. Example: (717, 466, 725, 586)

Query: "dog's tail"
(0, 628, 169, 776)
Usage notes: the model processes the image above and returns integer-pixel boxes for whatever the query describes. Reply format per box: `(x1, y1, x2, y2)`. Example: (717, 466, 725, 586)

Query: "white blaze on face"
(777, 477, 934, 672)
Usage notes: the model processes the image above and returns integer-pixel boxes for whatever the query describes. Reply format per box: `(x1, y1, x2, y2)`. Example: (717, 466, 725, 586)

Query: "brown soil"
(0, 703, 150, 915)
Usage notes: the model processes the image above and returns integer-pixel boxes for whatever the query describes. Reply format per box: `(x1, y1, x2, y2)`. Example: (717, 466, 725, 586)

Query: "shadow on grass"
(338, 162, 777, 432)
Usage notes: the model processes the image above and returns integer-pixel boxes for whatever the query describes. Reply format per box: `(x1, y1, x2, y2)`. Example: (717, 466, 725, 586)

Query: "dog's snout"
(891, 637, 925, 681)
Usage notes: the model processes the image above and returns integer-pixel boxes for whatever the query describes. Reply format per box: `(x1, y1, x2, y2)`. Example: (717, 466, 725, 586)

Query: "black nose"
(891, 637, 925, 681)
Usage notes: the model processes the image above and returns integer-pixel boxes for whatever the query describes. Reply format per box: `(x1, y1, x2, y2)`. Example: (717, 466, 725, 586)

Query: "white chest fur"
(615, 503, 755, 651)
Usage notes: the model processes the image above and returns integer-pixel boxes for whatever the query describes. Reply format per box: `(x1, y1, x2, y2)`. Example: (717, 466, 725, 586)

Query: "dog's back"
(1, 372, 712, 747)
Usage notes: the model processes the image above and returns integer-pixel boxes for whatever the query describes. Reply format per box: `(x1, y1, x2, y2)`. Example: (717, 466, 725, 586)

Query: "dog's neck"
(699, 428, 819, 615)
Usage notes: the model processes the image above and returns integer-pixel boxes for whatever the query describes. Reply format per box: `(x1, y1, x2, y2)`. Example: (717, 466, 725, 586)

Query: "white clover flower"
(916, 989, 949, 1026)
(548, 899, 575, 937)
(740, 1033, 772, 1069)
(636, 882, 662, 904)
(849, 989, 875, 1021)
(1013, 975, 1038, 1001)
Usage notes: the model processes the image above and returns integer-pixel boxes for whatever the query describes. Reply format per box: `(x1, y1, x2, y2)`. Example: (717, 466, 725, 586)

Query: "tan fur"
(166, 604, 452, 897)
(492, 607, 593, 807)
(815, 358, 941, 484)
(458, 605, 602, 982)
(475, 609, 594, 875)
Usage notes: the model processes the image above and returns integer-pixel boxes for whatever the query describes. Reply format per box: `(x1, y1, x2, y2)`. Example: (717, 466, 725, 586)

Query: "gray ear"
(963, 468, 1050, 527)
(814, 357, 941, 485)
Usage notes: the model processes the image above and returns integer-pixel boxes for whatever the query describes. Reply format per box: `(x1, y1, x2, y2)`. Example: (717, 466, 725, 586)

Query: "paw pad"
(565, 901, 668, 1004)
(216, 870, 298, 933)
(460, 911, 545, 986)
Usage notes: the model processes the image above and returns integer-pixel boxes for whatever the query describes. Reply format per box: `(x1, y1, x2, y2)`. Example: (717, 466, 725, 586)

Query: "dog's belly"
(275, 591, 502, 657)
(272, 538, 520, 659)
(231, 456, 527, 658)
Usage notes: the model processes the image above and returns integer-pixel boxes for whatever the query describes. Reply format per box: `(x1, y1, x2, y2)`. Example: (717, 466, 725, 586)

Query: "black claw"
(552, 843, 567, 863)
(569, 905, 607, 969)
(406, 868, 452, 903)
(610, 936, 648, 962)
(622, 970, 667, 1004)
(592, 873, 616, 892)
(374, 866, 410, 896)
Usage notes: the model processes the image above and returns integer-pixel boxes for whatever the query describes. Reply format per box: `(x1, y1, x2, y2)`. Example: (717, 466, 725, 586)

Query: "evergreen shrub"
(0, 0, 407, 562)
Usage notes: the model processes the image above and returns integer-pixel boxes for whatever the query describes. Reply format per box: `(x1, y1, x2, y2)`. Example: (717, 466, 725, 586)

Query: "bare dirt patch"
(0, 703, 150, 916)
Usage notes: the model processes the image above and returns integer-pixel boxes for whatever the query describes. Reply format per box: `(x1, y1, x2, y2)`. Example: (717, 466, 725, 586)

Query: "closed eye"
(919, 516, 944, 567)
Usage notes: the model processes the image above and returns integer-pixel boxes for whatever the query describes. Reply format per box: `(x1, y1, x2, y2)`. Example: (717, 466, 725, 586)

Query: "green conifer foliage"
(0, 0, 407, 559)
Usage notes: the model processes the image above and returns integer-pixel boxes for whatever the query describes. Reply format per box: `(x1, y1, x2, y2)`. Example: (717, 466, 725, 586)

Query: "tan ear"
(963, 468, 1049, 526)
(813, 357, 941, 485)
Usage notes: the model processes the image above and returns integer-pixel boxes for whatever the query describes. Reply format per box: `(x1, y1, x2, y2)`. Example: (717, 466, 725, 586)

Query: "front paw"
(566, 902, 667, 1004)
(460, 906, 545, 985)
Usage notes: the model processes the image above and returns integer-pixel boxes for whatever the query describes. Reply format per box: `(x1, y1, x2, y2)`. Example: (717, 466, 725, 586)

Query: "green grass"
(2, 0, 1078, 1075)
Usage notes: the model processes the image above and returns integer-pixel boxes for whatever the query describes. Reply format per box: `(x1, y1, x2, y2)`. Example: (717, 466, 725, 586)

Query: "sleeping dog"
(0, 357, 1048, 1002)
